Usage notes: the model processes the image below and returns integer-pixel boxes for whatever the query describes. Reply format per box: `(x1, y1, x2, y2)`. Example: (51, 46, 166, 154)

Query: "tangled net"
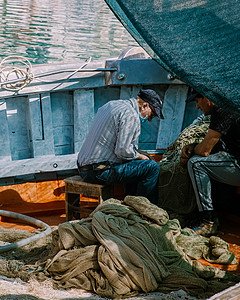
(160, 115, 210, 168)
(0, 56, 34, 91)
(157, 115, 211, 219)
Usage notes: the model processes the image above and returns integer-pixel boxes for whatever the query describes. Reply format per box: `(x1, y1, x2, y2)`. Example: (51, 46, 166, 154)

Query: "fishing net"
(0, 196, 239, 299)
(0, 226, 53, 282)
(157, 115, 210, 225)
(105, 0, 240, 113)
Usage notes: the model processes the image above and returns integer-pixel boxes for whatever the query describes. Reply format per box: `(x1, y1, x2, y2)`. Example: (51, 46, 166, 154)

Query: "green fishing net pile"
(0, 195, 238, 299)
(158, 115, 210, 226)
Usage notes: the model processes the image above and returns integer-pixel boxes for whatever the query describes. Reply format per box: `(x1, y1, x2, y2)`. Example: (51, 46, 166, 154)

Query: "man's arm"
(194, 129, 222, 156)
(180, 129, 221, 165)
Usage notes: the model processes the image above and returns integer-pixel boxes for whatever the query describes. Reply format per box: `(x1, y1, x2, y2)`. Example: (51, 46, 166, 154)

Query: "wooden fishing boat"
(0, 47, 200, 219)
(0, 48, 239, 299)
(0, 0, 240, 296)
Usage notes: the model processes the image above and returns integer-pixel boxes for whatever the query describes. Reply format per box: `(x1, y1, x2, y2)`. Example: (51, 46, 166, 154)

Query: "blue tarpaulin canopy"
(105, 0, 240, 113)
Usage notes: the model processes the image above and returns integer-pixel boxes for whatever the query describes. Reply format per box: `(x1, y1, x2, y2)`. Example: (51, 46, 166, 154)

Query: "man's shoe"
(194, 219, 219, 237)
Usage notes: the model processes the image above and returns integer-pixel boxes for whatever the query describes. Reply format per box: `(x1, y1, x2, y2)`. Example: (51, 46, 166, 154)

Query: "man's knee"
(187, 155, 203, 172)
(147, 160, 160, 175)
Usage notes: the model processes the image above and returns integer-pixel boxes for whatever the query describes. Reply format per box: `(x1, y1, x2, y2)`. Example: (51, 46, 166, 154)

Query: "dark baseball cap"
(186, 88, 203, 103)
(138, 89, 164, 119)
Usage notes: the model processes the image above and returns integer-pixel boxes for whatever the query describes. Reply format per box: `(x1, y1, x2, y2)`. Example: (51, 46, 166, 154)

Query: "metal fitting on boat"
(167, 73, 175, 81)
(117, 73, 125, 80)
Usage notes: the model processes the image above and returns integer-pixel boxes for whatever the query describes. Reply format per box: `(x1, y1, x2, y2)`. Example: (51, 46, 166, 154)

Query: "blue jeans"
(78, 160, 160, 204)
(187, 151, 240, 212)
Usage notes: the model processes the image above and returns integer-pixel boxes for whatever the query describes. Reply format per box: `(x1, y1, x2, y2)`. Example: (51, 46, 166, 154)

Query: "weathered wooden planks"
(7, 96, 31, 160)
(51, 91, 74, 155)
(28, 93, 55, 156)
(73, 89, 95, 153)
(0, 153, 78, 180)
(156, 85, 189, 149)
(0, 100, 11, 161)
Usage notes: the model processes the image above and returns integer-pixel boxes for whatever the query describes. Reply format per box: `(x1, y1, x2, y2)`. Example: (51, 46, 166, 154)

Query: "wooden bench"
(64, 175, 113, 221)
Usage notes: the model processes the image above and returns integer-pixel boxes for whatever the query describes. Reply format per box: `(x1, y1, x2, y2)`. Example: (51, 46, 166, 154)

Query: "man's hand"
(136, 149, 152, 160)
(137, 153, 150, 160)
(180, 143, 197, 166)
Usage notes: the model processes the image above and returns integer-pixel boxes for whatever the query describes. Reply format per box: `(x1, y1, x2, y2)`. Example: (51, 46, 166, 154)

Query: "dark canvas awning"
(105, 0, 240, 112)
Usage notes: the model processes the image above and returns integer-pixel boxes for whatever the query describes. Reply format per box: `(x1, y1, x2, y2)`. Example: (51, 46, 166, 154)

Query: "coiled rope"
(0, 56, 34, 91)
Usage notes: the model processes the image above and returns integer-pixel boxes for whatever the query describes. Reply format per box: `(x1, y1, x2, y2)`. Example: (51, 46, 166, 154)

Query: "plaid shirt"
(77, 98, 140, 167)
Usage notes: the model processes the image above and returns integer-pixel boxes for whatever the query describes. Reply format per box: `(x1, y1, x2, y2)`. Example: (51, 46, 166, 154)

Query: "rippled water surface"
(0, 0, 138, 64)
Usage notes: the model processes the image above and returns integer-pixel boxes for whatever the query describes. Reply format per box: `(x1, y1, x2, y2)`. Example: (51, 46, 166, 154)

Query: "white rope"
(0, 56, 34, 91)
(34, 56, 92, 83)
(63, 56, 92, 79)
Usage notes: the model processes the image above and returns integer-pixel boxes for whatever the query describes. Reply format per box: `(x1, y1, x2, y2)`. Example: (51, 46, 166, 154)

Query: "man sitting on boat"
(77, 89, 164, 204)
(180, 89, 240, 237)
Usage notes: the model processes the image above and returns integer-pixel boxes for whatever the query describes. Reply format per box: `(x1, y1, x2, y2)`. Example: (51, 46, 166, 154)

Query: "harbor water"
(0, 0, 138, 64)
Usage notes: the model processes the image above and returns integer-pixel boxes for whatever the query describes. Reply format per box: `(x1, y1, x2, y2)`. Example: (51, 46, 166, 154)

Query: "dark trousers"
(78, 160, 160, 204)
